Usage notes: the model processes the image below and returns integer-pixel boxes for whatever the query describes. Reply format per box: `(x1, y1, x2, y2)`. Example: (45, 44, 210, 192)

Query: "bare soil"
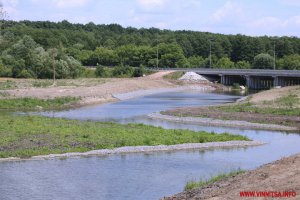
(162, 153, 300, 200)
(0, 71, 177, 105)
(163, 86, 300, 129)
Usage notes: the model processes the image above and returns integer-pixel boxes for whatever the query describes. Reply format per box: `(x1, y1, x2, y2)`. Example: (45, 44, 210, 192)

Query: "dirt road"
(163, 153, 300, 200)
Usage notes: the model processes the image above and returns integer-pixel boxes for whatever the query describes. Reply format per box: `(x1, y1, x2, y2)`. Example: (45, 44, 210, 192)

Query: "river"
(1, 90, 300, 200)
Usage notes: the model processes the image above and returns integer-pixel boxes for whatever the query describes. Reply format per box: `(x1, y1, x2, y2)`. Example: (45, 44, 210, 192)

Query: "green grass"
(0, 96, 80, 110)
(0, 115, 250, 158)
(217, 100, 300, 116)
(184, 169, 245, 191)
(0, 80, 17, 90)
(163, 71, 185, 80)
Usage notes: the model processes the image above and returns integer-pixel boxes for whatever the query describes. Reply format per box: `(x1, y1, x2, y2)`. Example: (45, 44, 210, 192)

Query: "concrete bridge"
(160, 68, 300, 90)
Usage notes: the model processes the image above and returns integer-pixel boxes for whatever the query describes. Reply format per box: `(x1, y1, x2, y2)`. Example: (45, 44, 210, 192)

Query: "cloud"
(52, 0, 90, 8)
(137, 0, 169, 9)
(211, 1, 242, 22)
(250, 16, 300, 36)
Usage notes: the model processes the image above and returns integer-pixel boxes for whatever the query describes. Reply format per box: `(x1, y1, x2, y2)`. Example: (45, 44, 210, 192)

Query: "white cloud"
(137, 0, 169, 9)
(211, 1, 242, 22)
(52, 0, 90, 8)
(249, 15, 300, 36)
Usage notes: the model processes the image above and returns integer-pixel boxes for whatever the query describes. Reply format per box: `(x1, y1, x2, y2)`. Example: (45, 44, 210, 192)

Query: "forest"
(0, 20, 300, 78)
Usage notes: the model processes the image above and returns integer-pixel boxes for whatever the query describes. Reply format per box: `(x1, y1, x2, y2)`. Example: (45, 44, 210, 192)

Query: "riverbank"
(0, 114, 251, 159)
(161, 86, 300, 131)
(163, 153, 300, 200)
(0, 140, 264, 162)
(0, 71, 216, 109)
(149, 113, 297, 131)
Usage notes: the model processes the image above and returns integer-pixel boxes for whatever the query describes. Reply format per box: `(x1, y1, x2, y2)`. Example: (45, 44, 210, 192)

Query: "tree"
(216, 57, 235, 69)
(253, 53, 274, 69)
(187, 56, 205, 68)
(235, 60, 251, 69)
(277, 54, 300, 70)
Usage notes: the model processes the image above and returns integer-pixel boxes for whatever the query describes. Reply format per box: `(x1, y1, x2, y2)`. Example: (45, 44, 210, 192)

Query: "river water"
(1, 90, 300, 200)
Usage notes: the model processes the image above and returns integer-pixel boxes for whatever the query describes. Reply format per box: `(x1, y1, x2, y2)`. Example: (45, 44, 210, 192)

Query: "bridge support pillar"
(273, 76, 279, 87)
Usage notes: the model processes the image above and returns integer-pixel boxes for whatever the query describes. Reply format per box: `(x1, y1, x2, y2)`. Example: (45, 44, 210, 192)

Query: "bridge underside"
(199, 74, 300, 90)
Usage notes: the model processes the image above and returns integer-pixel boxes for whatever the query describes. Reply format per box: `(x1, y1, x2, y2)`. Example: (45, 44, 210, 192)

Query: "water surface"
(1, 90, 300, 200)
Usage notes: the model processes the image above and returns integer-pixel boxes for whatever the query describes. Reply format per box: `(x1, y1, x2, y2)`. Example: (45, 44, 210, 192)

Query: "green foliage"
(235, 60, 251, 69)
(253, 53, 274, 69)
(0, 96, 79, 110)
(187, 56, 205, 68)
(184, 169, 245, 191)
(277, 54, 300, 70)
(216, 57, 235, 69)
(1, 35, 84, 79)
(1, 20, 300, 75)
(132, 67, 145, 77)
(0, 80, 17, 90)
(0, 115, 249, 158)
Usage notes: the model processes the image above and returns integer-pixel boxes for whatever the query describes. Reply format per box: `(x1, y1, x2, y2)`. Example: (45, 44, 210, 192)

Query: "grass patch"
(184, 169, 245, 191)
(163, 71, 185, 80)
(0, 80, 17, 90)
(0, 96, 80, 110)
(217, 100, 300, 116)
(0, 115, 250, 158)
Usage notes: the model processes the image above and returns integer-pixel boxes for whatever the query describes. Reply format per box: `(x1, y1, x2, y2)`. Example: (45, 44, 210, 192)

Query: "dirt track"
(163, 153, 300, 200)
(1, 71, 176, 105)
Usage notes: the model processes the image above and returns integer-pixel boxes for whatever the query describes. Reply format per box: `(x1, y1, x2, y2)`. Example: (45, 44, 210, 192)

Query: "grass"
(0, 96, 80, 110)
(217, 97, 300, 116)
(184, 169, 245, 191)
(0, 80, 17, 90)
(163, 71, 185, 80)
(0, 115, 250, 158)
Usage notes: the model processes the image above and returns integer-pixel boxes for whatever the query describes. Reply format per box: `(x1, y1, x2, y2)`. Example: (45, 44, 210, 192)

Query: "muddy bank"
(0, 141, 264, 162)
(162, 153, 300, 200)
(149, 113, 297, 131)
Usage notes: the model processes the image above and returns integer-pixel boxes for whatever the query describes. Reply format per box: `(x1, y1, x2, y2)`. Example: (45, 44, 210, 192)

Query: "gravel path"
(149, 113, 297, 131)
(0, 141, 264, 162)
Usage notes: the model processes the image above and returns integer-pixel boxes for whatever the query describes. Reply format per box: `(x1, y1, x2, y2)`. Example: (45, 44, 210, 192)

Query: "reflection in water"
(1, 90, 300, 200)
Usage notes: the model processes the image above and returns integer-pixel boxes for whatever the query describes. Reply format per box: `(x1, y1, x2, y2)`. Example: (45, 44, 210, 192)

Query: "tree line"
(1, 20, 300, 78)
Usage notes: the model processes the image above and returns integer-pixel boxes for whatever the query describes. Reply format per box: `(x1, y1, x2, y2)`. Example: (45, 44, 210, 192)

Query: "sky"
(1, 0, 300, 37)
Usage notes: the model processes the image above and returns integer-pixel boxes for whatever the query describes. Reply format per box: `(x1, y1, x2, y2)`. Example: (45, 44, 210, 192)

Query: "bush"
(112, 66, 133, 77)
(132, 67, 144, 77)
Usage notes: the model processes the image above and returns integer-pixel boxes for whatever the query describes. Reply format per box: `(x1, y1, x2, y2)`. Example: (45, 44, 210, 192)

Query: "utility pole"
(209, 39, 212, 68)
(273, 41, 276, 70)
(156, 42, 159, 69)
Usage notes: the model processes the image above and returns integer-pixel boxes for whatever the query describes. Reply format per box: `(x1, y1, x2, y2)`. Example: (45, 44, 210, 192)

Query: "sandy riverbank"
(163, 153, 300, 200)
(148, 113, 297, 131)
(0, 140, 264, 163)
(0, 71, 215, 106)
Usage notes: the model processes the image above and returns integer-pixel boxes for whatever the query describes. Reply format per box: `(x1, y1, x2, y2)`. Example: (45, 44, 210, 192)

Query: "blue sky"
(1, 0, 300, 36)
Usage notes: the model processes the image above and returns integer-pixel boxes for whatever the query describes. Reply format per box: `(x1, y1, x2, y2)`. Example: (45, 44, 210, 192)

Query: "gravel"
(149, 112, 297, 131)
(0, 141, 265, 162)
(179, 72, 210, 82)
